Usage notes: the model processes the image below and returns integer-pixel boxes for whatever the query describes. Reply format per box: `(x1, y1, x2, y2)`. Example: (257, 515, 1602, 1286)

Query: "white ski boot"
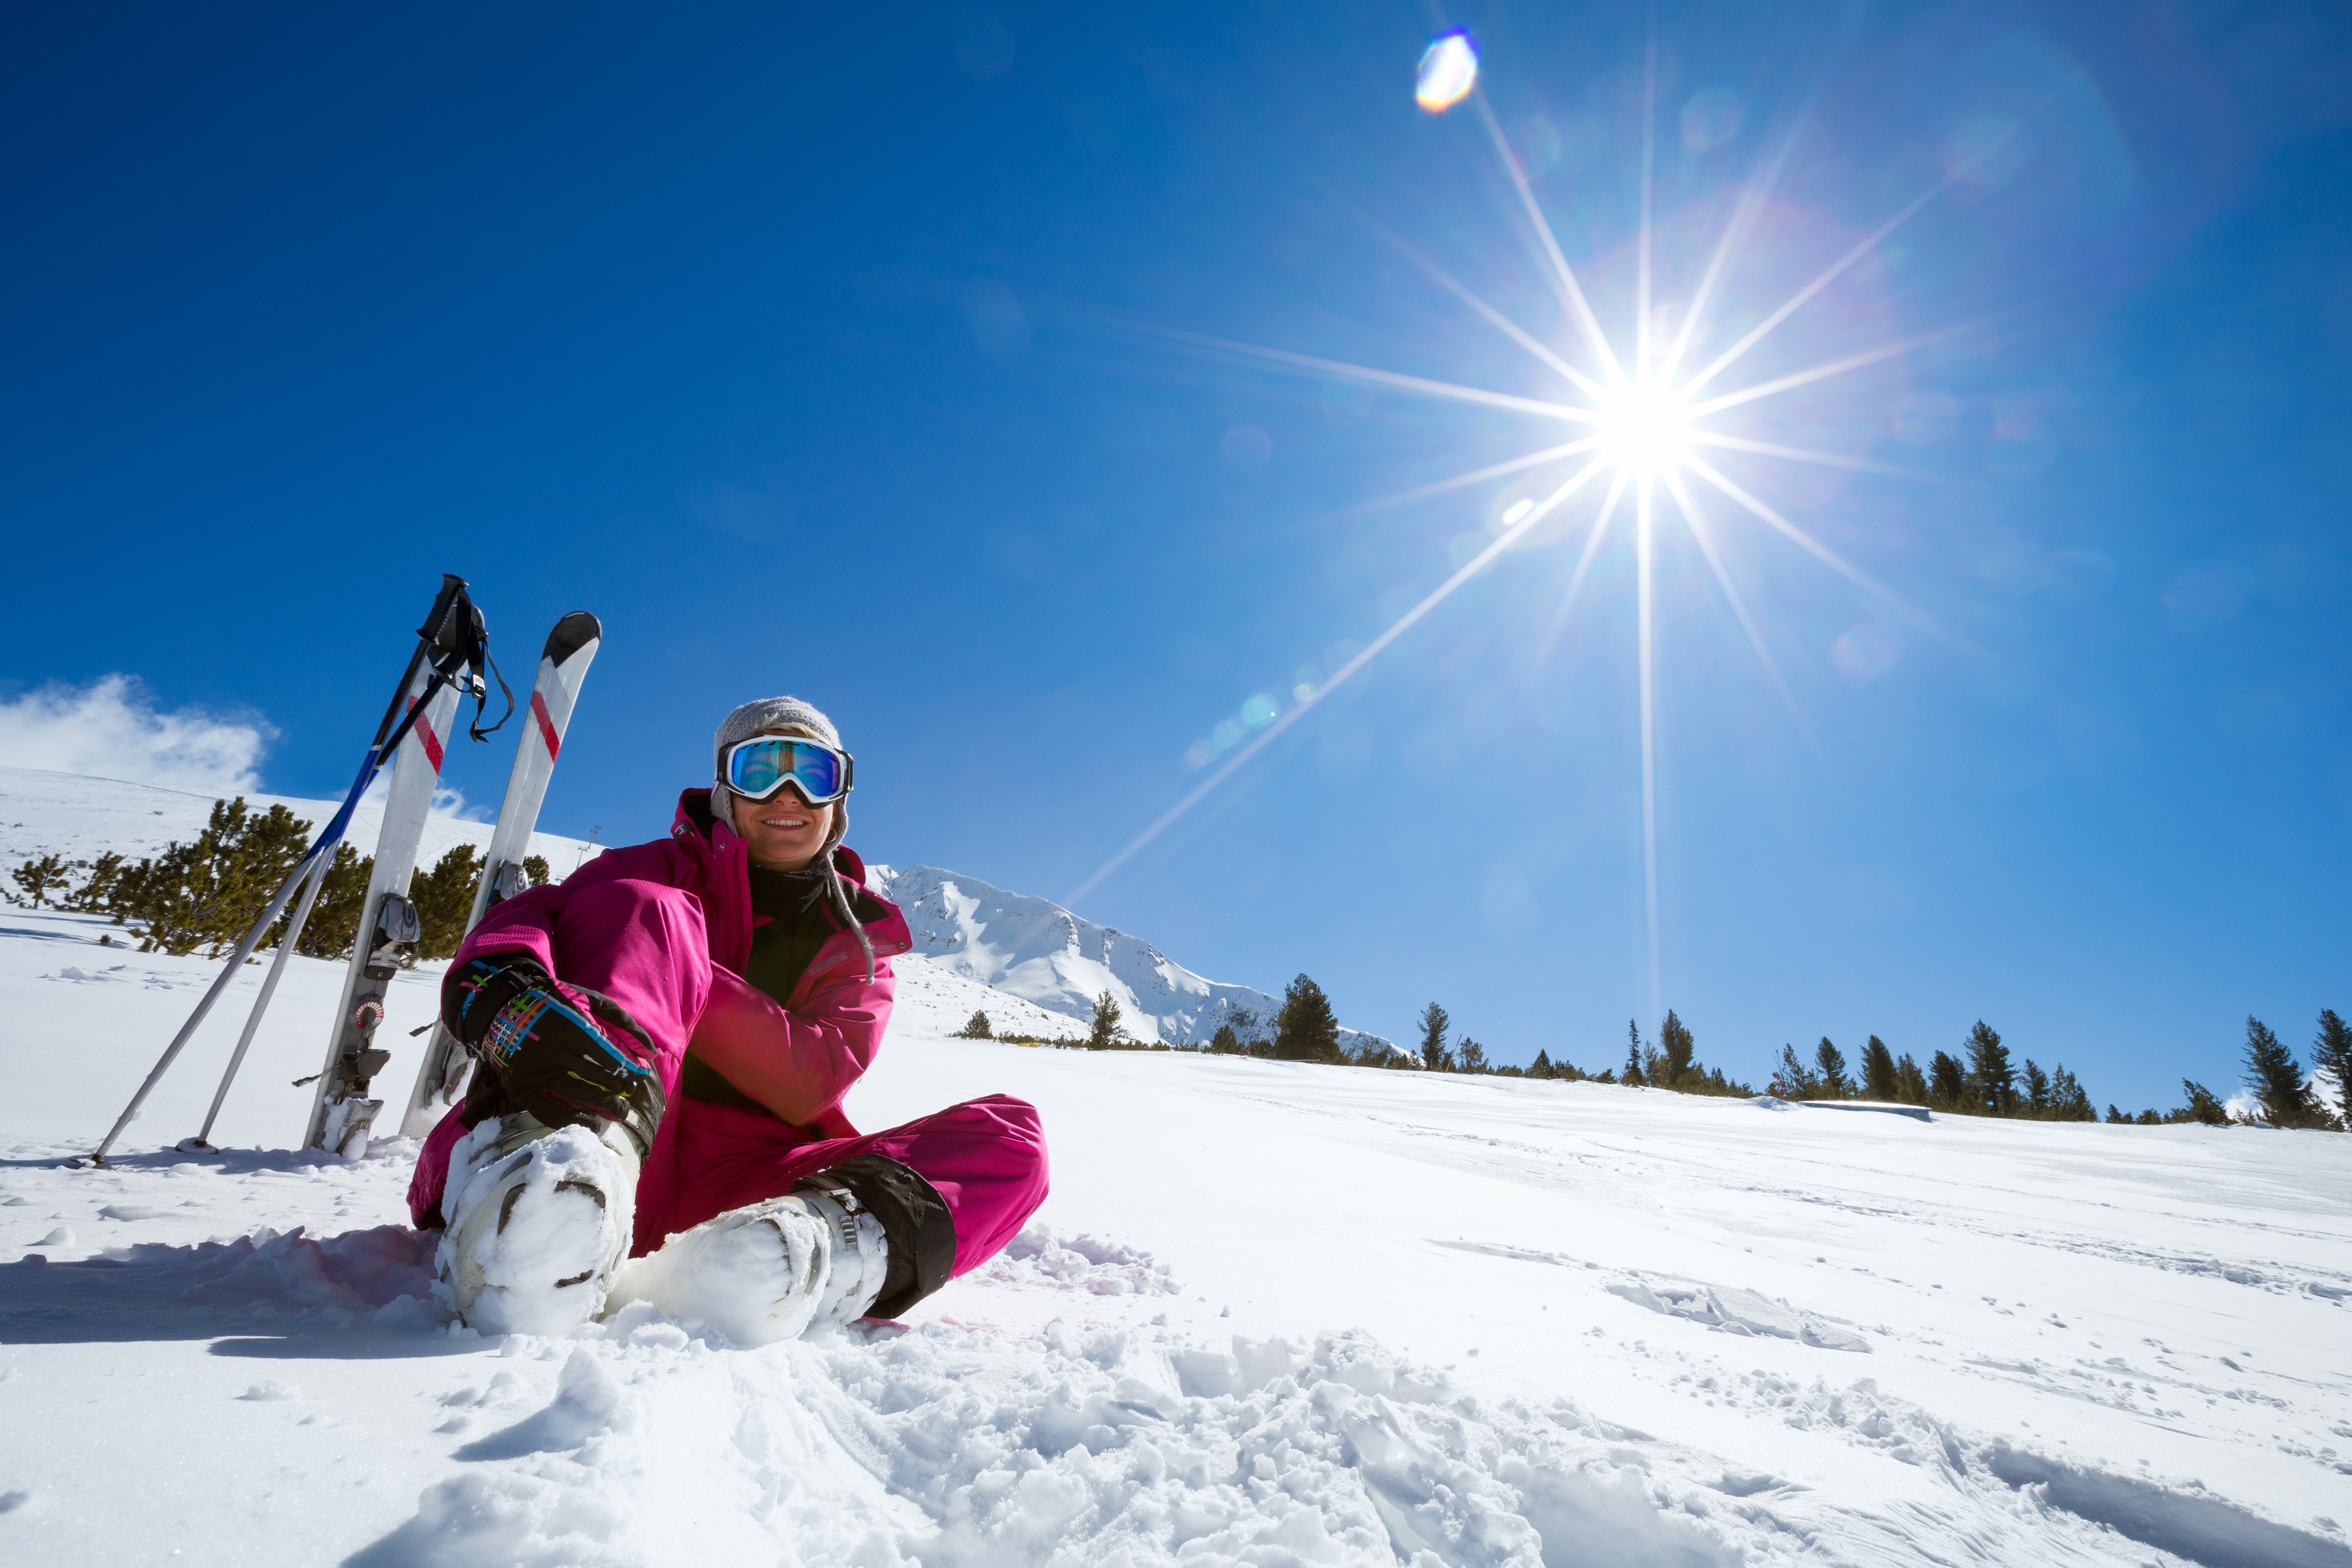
(436, 1112, 640, 1335)
(606, 1183, 887, 1346)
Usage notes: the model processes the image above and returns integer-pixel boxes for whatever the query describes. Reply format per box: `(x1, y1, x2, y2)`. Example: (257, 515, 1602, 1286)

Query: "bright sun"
(1595, 380, 1694, 475)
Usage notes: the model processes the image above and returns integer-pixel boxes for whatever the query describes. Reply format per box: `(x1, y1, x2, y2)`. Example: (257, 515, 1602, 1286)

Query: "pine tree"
(1457, 1039, 1488, 1073)
(1928, 1050, 1967, 1110)
(1087, 990, 1124, 1051)
(956, 1010, 993, 1040)
(2240, 1016, 2323, 1128)
(1773, 1043, 1821, 1099)
(1624, 1020, 1648, 1087)
(2176, 1080, 2230, 1126)
(412, 845, 485, 962)
(1813, 1038, 1854, 1098)
(1273, 973, 1341, 1062)
(2106, 1104, 2127, 1124)
(293, 843, 373, 959)
(107, 797, 314, 957)
(1894, 1052, 1929, 1105)
(2021, 1059, 2053, 1117)
(1418, 1002, 1450, 1072)
(2311, 1010, 2352, 1127)
(59, 852, 126, 913)
(521, 853, 552, 888)
(1209, 1023, 1241, 1054)
(2048, 1064, 2094, 1121)
(1530, 1048, 1554, 1079)
(1658, 1010, 1696, 1089)
(1891, 1053, 1928, 1105)
(1859, 1037, 1898, 1101)
(7, 852, 70, 908)
(1963, 1021, 2015, 1116)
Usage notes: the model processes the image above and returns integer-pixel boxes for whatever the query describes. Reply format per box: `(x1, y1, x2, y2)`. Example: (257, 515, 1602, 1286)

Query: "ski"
(397, 611, 603, 1138)
(300, 659, 463, 1156)
(86, 574, 499, 1168)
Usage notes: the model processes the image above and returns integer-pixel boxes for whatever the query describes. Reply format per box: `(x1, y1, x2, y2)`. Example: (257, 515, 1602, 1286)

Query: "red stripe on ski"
(406, 697, 446, 772)
(533, 690, 561, 759)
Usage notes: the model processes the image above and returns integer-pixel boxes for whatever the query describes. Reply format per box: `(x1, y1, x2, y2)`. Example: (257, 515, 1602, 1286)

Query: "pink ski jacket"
(409, 790, 914, 1229)
(462, 789, 911, 1129)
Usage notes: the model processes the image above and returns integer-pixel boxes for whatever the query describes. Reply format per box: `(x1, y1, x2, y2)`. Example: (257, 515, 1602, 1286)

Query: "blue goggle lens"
(725, 738, 847, 802)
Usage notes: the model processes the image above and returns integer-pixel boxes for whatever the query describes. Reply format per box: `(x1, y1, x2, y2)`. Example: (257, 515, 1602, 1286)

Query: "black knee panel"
(800, 1153, 956, 1320)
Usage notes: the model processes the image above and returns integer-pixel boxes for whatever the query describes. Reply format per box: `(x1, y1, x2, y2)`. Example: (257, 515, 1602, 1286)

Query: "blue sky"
(4, 1, 2349, 1108)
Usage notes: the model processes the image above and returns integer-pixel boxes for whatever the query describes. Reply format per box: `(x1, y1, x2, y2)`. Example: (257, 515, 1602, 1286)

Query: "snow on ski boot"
(606, 1180, 888, 1347)
(436, 1111, 641, 1335)
(432, 955, 666, 1334)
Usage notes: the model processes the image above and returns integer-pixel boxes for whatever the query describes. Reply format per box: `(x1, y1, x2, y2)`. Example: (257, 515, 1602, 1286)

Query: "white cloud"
(0, 674, 272, 794)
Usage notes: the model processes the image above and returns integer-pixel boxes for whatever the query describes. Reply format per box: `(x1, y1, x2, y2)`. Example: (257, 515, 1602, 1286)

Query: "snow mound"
(1606, 1273, 1873, 1353)
(981, 1222, 1183, 1299)
(349, 1323, 1777, 1568)
(2, 1223, 447, 1335)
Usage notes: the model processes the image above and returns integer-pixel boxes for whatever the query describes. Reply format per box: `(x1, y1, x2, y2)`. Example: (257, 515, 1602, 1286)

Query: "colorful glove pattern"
(445, 956, 665, 1158)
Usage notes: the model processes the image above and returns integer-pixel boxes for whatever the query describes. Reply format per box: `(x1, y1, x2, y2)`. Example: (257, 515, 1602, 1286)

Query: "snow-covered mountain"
(868, 863, 1398, 1055)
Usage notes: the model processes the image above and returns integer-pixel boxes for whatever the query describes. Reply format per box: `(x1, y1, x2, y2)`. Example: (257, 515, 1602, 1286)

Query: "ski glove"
(445, 956, 666, 1159)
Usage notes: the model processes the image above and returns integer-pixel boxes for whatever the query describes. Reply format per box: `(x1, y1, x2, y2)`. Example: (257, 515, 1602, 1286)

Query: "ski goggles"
(719, 734, 855, 805)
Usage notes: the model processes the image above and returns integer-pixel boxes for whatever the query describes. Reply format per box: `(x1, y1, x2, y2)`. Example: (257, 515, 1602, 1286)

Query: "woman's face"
(730, 782, 834, 872)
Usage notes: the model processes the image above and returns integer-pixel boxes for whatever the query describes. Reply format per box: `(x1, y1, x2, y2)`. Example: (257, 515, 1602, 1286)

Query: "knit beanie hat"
(711, 695, 873, 981)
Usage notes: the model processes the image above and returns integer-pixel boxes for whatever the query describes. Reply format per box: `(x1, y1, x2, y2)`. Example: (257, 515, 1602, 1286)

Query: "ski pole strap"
(417, 574, 509, 742)
(470, 649, 513, 743)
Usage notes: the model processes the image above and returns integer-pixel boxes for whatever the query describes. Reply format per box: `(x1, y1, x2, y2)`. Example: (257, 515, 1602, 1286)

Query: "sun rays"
(1068, 37, 1970, 1007)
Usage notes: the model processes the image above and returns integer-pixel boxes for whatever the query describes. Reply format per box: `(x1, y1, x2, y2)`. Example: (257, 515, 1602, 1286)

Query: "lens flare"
(1072, 33, 2008, 1013)
(1416, 32, 1478, 112)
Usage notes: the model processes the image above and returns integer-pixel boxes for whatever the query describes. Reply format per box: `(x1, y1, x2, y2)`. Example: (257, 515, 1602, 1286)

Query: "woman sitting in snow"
(406, 696, 1048, 1340)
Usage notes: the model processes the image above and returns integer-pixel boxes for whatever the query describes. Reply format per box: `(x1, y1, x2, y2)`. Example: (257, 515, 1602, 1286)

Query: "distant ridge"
(868, 864, 1397, 1056)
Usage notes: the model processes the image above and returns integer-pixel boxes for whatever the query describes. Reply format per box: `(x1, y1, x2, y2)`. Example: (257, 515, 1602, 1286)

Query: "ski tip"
(544, 613, 602, 666)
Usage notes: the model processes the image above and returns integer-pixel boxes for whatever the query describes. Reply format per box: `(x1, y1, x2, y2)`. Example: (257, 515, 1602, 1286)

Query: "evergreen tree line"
(949, 984, 2352, 1134)
(1511, 1010, 1758, 1095)
(4, 796, 544, 965)
(1751, 1013, 2350, 1132)
(1759, 1021, 2096, 1120)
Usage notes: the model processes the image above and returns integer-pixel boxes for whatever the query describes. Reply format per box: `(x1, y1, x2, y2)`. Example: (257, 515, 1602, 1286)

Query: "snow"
(869, 863, 1397, 1055)
(2, 775, 2350, 1565)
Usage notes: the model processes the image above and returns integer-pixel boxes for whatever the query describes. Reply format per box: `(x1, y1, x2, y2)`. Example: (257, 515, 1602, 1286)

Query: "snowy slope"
(871, 863, 1398, 1055)
(2, 778, 2350, 1567)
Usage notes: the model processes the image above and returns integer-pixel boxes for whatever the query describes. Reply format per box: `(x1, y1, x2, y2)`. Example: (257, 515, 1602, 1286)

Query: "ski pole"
(82, 848, 328, 1167)
(80, 575, 481, 1168)
(80, 706, 441, 1168)
(180, 847, 334, 1154)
